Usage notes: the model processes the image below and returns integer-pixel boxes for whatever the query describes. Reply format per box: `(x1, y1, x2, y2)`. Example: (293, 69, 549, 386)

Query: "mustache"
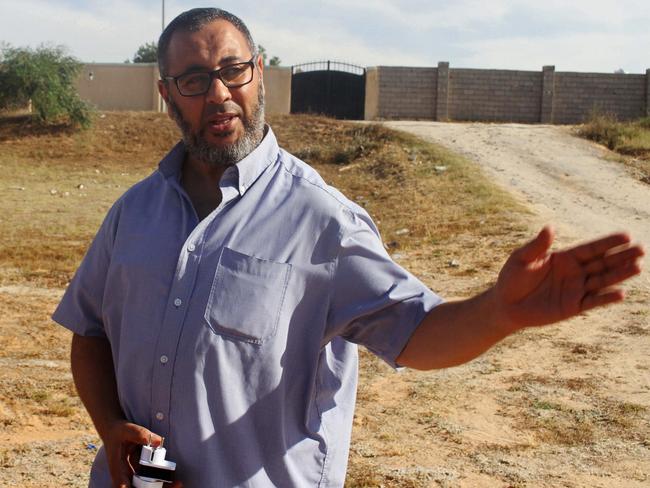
(203, 102, 243, 119)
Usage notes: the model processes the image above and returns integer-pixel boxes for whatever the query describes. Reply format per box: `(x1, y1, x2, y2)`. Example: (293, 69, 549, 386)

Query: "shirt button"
(173, 298, 182, 307)
(187, 243, 196, 252)
(160, 355, 169, 364)
(155, 412, 164, 421)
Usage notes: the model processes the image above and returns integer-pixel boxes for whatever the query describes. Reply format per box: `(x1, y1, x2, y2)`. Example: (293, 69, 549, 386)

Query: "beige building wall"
(262, 66, 291, 115)
(75, 63, 292, 115)
(76, 63, 160, 111)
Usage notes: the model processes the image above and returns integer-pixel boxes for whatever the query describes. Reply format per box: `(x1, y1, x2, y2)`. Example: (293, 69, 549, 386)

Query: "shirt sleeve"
(52, 201, 122, 337)
(327, 207, 444, 368)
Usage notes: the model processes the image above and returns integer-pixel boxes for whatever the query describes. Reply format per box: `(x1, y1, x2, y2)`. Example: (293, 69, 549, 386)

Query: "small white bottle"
(132, 438, 177, 488)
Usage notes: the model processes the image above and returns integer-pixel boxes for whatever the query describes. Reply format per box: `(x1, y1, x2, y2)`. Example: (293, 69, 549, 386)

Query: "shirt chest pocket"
(204, 247, 291, 344)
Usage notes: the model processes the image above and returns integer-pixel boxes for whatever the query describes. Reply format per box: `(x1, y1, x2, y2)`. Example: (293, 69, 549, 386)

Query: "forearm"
(397, 286, 519, 370)
(71, 333, 126, 442)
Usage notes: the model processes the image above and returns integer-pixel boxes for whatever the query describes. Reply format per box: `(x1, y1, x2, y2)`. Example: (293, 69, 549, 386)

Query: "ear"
(256, 53, 264, 74)
(256, 54, 265, 95)
(158, 80, 173, 119)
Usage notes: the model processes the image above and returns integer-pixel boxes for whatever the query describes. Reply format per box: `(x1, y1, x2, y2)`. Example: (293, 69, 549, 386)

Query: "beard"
(168, 83, 265, 168)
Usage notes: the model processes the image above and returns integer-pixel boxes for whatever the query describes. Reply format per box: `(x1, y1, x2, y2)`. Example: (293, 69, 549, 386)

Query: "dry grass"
(0, 112, 524, 288)
(0, 111, 528, 487)
(506, 373, 647, 447)
(576, 113, 650, 183)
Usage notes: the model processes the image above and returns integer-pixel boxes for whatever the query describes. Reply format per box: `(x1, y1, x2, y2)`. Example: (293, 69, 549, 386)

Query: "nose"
(205, 75, 232, 104)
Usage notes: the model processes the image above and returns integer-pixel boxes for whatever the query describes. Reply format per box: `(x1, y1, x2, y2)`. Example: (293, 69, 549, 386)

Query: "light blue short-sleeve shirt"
(53, 127, 443, 487)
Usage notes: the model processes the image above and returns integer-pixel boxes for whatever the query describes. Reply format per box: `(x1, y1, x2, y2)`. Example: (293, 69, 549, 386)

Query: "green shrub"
(636, 117, 650, 130)
(133, 42, 157, 63)
(0, 44, 92, 128)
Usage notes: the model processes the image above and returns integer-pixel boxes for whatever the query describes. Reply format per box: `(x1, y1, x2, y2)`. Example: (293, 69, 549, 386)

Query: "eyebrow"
(175, 56, 247, 76)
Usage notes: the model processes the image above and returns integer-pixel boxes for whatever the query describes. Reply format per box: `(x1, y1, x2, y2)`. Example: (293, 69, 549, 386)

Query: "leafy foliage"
(0, 43, 92, 128)
(257, 44, 281, 66)
(133, 41, 157, 63)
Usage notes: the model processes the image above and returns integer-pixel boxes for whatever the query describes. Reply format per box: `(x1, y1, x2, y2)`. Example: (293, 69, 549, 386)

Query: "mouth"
(206, 113, 239, 133)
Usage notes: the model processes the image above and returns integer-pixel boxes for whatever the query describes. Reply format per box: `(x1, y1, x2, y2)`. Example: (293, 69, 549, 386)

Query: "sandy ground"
(365, 121, 650, 487)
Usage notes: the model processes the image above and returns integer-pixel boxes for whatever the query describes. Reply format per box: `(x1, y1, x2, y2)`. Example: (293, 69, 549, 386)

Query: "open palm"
(495, 226, 644, 329)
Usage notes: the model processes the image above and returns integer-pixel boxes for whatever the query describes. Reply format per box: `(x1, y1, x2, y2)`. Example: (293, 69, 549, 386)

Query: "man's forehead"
(167, 20, 250, 69)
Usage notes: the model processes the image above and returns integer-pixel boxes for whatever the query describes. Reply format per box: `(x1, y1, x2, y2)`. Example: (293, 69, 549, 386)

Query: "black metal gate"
(291, 61, 365, 120)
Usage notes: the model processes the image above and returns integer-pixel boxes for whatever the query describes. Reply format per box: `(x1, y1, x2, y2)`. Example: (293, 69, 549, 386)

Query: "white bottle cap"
(140, 445, 155, 463)
(152, 446, 167, 465)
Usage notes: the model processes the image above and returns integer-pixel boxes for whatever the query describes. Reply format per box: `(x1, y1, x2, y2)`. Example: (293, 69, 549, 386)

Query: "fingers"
(107, 422, 163, 488)
(114, 460, 133, 488)
(120, 422, 163, 447)
(571, 232, 632, 263)
(109, 449, 133, 488)
(581, 288, 625, 312)
(515, 226, 555, 263)
(580, 242, 642, 311)
(581, 242, 643, 293)
(585, 260, 643, 293)
(584, 244, 645, 275)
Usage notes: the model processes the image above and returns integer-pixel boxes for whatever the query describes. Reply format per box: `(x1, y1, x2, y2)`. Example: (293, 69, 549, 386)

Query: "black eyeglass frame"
(163, 55, 258, 97)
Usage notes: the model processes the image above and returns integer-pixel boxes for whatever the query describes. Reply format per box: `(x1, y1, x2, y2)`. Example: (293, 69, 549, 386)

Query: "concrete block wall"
(373, 67, 437, 119)
(366, 64, 650, 124)
(553, 72, 646, 124)
(448, 69, 542, 123)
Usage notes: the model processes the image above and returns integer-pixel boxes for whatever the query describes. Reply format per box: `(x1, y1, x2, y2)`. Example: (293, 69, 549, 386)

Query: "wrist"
(484, 285, 520, 336)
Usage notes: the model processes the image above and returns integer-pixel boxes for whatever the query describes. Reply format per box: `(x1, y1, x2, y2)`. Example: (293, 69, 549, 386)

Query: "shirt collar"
(157, 125, 280, 196)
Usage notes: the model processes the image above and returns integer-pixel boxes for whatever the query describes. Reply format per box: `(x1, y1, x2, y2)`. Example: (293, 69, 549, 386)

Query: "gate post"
(541, 65, 555, 124)
(646, 68, 650, 117)
(436, 62, 450, 121)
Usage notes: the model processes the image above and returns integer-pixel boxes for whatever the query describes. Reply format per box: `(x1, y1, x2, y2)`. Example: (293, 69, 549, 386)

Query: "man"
(53, 7, 644, 488)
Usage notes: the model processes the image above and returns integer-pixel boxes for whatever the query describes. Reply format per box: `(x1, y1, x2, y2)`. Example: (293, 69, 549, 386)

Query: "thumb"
(514, 226, 554, 263)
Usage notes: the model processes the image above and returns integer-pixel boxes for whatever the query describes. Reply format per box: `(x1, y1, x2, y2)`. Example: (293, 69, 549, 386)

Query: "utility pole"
(162, 0, 165, 31)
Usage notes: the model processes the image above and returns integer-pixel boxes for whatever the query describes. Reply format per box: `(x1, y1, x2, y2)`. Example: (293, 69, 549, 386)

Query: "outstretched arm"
(397, 227, 644, 370)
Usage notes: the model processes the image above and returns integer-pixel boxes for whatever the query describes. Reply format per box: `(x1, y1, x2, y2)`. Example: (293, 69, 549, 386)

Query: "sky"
(0, 0, 648, 73)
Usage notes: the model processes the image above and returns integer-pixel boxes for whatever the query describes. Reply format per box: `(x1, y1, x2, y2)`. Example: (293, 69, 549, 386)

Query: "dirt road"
(386, 121, 649, 290)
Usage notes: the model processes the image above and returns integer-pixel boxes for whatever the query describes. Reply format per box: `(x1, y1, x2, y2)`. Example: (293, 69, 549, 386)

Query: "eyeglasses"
(164, 56, 257, 97)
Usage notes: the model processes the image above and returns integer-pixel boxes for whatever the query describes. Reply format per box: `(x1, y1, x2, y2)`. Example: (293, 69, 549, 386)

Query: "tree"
(257, 44, 281, 66)
(0, 43, 92, 128)
(257, 44, 267, 63)
(133, 42, 158, 63)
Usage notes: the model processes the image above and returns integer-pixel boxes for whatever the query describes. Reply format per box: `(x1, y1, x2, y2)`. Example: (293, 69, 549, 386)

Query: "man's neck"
(181, 154, 227, 221)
